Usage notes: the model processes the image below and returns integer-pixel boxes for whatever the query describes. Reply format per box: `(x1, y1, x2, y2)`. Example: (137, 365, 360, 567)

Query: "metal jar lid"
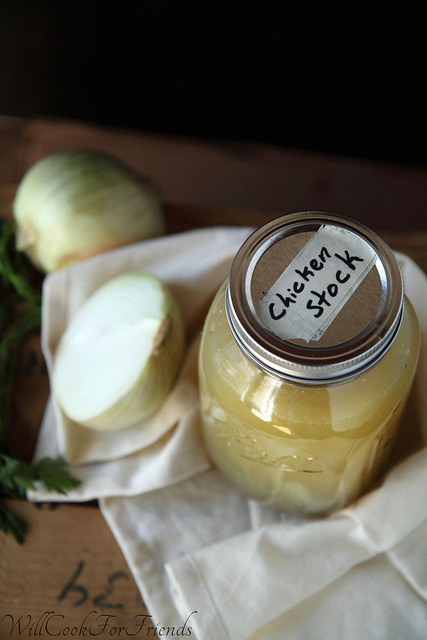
(225, 211, 404, 384)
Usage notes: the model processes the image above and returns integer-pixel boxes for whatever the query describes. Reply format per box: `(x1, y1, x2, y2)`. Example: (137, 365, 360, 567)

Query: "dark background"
(1, 1, 425, 166)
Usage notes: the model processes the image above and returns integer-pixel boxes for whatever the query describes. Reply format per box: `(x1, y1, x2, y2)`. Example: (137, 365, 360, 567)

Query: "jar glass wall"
(199, 234, 420, 515)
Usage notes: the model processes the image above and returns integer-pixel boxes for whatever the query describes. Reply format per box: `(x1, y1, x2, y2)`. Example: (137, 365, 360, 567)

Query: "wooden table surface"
(1, 119, 427, 639)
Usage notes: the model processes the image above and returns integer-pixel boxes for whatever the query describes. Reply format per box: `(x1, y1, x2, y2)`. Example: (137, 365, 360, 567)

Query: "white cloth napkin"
(29, 226, 252, 500)
(29, 228, 427, 639)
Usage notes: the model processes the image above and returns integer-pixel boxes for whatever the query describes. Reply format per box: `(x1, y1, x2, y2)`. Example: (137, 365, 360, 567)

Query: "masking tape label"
(258, 225, 378, 342)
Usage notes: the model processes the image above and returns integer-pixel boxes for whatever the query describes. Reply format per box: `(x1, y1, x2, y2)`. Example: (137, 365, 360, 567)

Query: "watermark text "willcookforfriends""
(1, 610, 197, 637)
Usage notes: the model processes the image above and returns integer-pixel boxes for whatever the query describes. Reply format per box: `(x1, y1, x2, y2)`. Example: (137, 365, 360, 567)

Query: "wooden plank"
(5, 116, 427, 232)
(0, 184, 16, 221)
(1, 179, 427, 639)
(0, 499, 155, 639)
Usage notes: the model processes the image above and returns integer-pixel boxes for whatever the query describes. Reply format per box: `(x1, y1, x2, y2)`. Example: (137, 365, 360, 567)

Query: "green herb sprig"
(0, 219, 80, 543)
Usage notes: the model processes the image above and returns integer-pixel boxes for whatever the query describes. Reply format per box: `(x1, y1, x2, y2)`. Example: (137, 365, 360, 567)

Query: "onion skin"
(13, 150, 166, 272)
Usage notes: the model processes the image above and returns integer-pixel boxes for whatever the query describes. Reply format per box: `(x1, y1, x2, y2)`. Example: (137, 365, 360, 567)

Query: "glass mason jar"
(198, 212, 420, 515)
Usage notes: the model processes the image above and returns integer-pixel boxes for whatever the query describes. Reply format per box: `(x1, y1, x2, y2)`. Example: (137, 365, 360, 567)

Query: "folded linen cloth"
(29, 228, 427, 639)
(29, 226, 252, 500)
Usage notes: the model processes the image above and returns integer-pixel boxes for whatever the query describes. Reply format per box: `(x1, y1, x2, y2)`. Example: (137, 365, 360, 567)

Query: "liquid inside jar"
(198, 213, 421, 515)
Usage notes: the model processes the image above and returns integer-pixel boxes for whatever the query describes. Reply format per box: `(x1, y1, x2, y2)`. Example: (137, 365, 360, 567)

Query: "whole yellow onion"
(13, 149, 166, 272)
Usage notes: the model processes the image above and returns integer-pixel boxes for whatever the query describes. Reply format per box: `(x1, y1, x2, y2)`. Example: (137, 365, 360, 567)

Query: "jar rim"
(226, 211, 404, 384)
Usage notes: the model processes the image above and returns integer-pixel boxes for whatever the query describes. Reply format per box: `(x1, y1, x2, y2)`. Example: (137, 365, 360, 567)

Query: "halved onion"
(52, 271, 185, 430)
